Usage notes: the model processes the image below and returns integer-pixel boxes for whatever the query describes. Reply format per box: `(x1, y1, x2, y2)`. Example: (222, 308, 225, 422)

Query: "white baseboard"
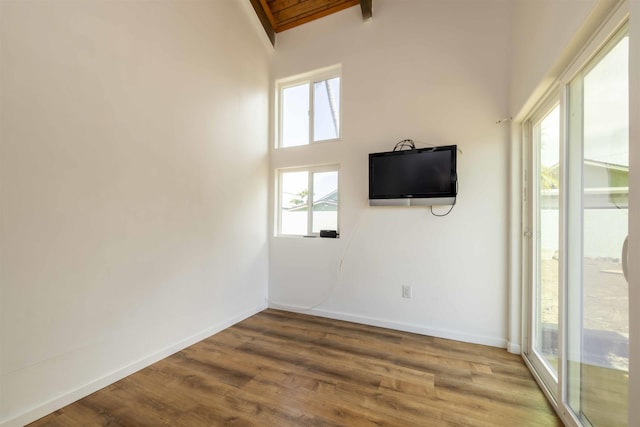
(268, 302, 507, 349)
(1, 303, 267, 427)
(507, 342, 522, 354)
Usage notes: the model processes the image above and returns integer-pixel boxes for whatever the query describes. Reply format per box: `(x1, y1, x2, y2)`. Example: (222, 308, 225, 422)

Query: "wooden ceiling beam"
(360, 0, 372, 20)
(274, 0, 360, 32)
(249, 0, 276, 45)
(251, 0, 369, 38)
(258, 0, 278, 29)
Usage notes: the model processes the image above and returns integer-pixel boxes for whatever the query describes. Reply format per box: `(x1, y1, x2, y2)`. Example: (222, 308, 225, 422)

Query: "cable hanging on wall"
(393, 138, 459, 154)
(392, 139, 416, 151)
(430, 177, 458, 217)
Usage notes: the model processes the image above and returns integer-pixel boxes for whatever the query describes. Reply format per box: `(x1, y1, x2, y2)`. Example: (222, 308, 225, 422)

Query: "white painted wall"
(509, 0, 602, 118)
(0, 1, 270, 425)
(269, 0, 511, 347)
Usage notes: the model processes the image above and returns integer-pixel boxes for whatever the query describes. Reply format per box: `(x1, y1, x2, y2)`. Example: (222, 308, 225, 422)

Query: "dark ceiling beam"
(249, 0, 276, 45)
(360, 0, 372, 20)
(275, 0, 359, 33)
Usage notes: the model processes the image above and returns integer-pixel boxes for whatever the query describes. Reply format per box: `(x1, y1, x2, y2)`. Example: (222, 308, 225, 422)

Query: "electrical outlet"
(402, 285, 412, 299)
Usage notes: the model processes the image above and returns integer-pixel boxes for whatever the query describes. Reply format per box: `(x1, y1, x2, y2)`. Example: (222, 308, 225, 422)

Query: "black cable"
(430, 199, 456, 217)
(393, 139, 416, 151)
(430, 176, 458, 217)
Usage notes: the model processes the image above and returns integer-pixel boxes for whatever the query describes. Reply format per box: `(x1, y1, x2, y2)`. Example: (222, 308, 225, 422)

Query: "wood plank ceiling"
(250, 0, 372, 45)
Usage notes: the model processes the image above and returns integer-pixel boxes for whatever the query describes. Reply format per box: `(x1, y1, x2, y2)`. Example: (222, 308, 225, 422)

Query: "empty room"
(0, 0, 638, 426)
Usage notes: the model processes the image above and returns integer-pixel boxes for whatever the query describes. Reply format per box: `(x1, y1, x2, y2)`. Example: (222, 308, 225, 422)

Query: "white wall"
(269, 0, 511, 347)
(509, 0, 603, 117)
(0, 1, 271, 425)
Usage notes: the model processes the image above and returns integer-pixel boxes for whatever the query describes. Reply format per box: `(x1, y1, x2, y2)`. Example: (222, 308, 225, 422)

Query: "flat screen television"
(369, 145, 457, 206)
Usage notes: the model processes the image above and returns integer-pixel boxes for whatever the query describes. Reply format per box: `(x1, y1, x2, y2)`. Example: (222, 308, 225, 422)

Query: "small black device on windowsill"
(320, 230, 338, 238)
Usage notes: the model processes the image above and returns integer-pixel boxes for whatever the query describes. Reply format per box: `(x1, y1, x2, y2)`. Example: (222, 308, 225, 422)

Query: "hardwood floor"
(30, 309, 562, 426)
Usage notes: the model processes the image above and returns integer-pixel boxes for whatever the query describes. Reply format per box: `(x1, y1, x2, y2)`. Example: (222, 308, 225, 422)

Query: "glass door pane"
(532, 104, 561, 384)
(567, 30, 629, 427)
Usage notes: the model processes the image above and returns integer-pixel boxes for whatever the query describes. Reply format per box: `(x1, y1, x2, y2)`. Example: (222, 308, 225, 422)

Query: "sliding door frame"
(560, 15, 630, 427)
(519, 3, 630, 426)
(627, 0, 639, 423)
(522, 93, 563, 405)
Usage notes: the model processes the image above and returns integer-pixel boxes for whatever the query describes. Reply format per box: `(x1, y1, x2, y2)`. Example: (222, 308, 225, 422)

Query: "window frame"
(275, 65, 342, 149)
(276, 165, 340, 237)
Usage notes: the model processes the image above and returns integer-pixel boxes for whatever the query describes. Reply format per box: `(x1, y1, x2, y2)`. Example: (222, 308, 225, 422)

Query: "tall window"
(277, 167, 339, 236)
(277, 66, 341, 148)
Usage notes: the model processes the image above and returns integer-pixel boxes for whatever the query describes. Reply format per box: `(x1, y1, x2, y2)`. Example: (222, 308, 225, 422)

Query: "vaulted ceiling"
(250, 0, 372, 45)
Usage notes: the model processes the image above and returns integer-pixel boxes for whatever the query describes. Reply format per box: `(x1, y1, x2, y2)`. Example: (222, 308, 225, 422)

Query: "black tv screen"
(369, 145, 457, 200)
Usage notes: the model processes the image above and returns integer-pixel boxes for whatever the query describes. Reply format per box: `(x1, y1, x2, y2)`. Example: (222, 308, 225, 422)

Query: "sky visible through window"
(281, 84, 309, 147)
(280, 170, 338, 235)
(584, 36, 628, 167)
(313, 171, 338, 201)
(540, 105, 560, 168)
(314, 78, 340, 141)
(281, 77, 340, 147)
(539, 36, 628, 169)
(281, 171, 337, 209)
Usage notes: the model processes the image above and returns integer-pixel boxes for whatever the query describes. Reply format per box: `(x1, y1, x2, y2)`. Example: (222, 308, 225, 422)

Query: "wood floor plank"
(29, 309, 561, 426)
(236, 317, 479, 381)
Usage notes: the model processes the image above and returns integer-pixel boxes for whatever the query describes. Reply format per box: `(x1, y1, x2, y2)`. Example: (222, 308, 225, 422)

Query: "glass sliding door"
(524, 15, 630, 427)
(566, 28, 629, 427)
(527, 102, 561, 397)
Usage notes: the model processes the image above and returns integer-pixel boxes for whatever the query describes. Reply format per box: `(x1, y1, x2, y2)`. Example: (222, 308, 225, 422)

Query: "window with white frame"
(277, 166, 339, 236)
(277, 65, 341, 148)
